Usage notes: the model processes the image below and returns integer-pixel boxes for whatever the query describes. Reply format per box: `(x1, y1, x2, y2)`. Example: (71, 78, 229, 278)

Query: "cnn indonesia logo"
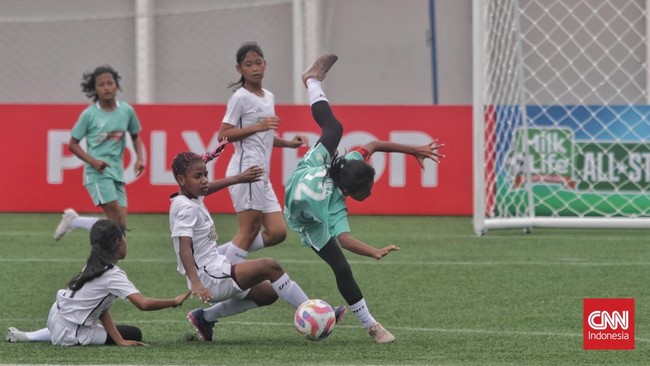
(583, 298, 634, 350)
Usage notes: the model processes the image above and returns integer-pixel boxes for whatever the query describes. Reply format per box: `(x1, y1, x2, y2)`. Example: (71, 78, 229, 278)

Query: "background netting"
(476, 0, 650, 231)
(0, 0, 310, 104)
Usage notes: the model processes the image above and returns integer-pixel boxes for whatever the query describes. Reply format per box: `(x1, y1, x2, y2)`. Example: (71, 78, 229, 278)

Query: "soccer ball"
(294, 299, 336, 341)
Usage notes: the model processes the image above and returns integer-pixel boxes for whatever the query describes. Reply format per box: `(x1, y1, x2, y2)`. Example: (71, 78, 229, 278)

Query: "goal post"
(473, 0, 650, 235)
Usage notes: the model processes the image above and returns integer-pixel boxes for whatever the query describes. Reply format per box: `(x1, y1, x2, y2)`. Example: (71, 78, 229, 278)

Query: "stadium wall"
(0, 104, 472, 215)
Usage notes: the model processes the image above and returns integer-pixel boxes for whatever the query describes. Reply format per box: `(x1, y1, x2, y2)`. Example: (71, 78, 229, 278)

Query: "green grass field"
(1, 213, 649, 365)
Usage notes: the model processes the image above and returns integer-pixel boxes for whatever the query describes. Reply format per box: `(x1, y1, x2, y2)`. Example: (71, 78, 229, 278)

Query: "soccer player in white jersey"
(6, 220, 189, 345)
(216, 42, 309, 264)
(283, 55, 444, 343)
(169, 151, 344, 342)
(54, 65, 145, 241)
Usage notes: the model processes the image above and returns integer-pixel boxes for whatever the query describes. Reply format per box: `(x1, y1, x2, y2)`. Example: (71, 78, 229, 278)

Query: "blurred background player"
(7, 220, 189, 346)
(168, 151, 344, 341)
(284, 54, 444, 343)
(216, 42, 309, 263)
(54, 65, 145, 241)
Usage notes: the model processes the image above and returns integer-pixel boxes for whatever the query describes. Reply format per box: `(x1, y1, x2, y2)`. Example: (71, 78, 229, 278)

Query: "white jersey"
(169, 194, 228, 288)
(222, 87, 275, 176)
(53, 265, 139, 326)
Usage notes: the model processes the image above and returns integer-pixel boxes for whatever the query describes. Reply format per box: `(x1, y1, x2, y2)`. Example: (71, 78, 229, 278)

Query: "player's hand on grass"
(372, 245, 400, 260)
(117, 339, 149, 347)
(237, 166, 265, 183)
(413, 140, 446, 168)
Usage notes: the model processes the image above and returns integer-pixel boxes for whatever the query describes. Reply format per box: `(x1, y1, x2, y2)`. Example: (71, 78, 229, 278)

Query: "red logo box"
(583, 298, 634, 350)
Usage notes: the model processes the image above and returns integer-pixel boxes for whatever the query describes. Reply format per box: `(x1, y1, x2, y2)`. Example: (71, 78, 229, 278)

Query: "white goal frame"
(472, 0, 650, 235)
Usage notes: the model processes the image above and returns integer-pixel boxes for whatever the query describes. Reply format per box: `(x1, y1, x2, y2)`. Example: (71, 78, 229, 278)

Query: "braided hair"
(81, 65, 121, 102)
(326, 151, 375, 196)
(67, 220, 124, 293)
(172, 140, 229, 177)
(172, 152, 203, 178)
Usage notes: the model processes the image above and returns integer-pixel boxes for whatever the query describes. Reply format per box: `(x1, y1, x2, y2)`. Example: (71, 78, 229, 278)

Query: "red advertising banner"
(0, 104, 472, 215)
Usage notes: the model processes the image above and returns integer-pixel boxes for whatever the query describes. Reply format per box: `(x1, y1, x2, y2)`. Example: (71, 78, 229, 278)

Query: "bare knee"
(234, 217, 263, 249)
(263, 228, 286, 247)
(257, 258, 284, 279)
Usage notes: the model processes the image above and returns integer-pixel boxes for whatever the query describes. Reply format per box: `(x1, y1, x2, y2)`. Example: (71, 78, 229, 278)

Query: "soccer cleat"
(302, 54, 338, 87)
(187, 308, 216, 341)
(333, 305, 346, 324)
(368, 322, 395, 343)
(54, 208, 78, 241)
(6, 327, 29, 342)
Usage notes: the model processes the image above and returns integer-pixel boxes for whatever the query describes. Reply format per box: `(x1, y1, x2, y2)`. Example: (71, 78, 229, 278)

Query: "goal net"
(473, 0, 650, 234)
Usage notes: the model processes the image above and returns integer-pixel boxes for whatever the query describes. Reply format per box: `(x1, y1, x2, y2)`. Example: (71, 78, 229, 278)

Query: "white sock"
(248, 232, 264, 253)
(217, 241, 233, 255)
(225, 244, 248, 264)
(350, 298, 376, 330)
(307, 79, 328, 105)
(70, 216, 99, 230)
(25, 327, 50, 342)
(203, 299, 258, 322)
(271, 273, 309, 308)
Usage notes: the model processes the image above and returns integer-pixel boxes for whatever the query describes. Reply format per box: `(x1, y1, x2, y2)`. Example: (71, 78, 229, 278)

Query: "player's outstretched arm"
(362, 140, 445, 168)
(126, 291, 191, 311)
(206, 166, 264, 195)
(273, 134, 310, 148)
(337, 232, 399, 260)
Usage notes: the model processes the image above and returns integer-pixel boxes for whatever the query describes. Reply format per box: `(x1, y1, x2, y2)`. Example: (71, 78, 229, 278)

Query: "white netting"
(0, 0, 306, 104)
(474, 0, 650, 233)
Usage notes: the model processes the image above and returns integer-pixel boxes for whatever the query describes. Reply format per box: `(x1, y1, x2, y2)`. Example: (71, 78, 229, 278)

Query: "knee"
(264, 228, 286, 246)
(238, 224, 262, 244)
(259, 258, 284, 277)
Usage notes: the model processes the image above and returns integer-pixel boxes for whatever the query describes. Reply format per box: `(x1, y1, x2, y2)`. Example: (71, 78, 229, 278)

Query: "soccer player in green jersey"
(284, 55, 444, 343)
(54, 66, 145, 241)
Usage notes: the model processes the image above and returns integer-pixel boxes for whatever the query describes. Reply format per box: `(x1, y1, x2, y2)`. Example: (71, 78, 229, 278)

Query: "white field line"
(0, 258, 649, 266)
(3, 318, 649, 343)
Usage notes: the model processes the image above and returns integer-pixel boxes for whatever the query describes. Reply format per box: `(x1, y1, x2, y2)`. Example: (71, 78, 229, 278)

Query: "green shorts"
(284, 206, 350, 250)
(84, 178, 127, 207)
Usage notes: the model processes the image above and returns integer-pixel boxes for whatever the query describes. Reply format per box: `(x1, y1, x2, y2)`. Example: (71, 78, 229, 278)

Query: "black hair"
(172, 152, 203, 178)
(227, 41, 265, 90)
(81, 65, 121, 102)
(67, 220, 125, 292)
(326, 151, 376, 196)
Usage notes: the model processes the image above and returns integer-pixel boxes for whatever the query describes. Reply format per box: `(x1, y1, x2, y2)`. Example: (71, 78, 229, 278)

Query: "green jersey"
(284, 143, 363, 249)
(71, 101, 141, 184)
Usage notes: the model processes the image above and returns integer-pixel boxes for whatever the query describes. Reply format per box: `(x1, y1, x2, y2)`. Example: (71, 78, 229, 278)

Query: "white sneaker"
(54, 208, 78, 241)
(6, 327, 29, 342)
(368, 322, 395, 343)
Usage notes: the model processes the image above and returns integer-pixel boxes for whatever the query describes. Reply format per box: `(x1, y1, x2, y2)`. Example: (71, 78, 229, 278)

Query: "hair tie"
(201, 138, 229, 163)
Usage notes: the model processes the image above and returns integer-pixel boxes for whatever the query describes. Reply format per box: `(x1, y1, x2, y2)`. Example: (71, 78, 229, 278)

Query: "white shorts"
(198, 263, 250, 302)
(47, 303, 107, 346)
(228, 179, 282, 213)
